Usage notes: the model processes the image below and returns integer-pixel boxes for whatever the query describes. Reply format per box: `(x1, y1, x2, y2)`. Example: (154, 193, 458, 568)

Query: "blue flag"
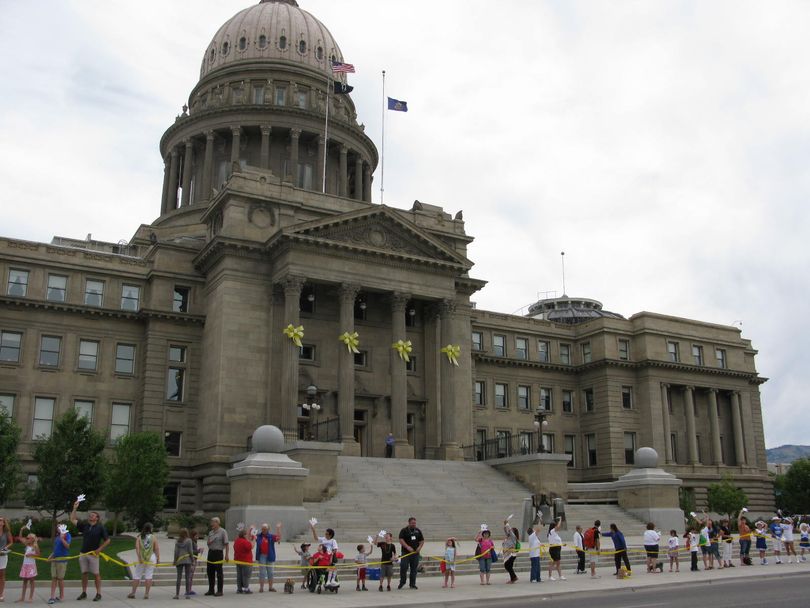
(387, 97, 408, 112)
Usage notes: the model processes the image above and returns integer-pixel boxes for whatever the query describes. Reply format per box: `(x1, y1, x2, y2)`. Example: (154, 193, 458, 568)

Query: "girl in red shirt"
(233, 529, 254, 594)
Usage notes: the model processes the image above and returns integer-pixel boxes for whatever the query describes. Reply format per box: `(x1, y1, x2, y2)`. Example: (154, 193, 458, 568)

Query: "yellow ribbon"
(339, 331, 360, 354)
(440, 344, 461, 366)
(283, 324, 304, 348)
(392, 339, 412, 362)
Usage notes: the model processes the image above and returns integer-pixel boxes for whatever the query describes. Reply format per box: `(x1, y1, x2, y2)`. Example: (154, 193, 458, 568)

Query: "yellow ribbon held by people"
(339, 331, 360, 354)
(283, 324, 304, 348)
(441, 344, 461, 366)
(392, 339, 412, 362)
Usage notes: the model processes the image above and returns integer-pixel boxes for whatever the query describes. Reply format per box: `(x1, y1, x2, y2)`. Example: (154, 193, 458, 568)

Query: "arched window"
(258, 34, 267, 48)
(221, 41, 230, 55)
(316, 46, 323, 60)
(209, 48, 215, 63)
(279, 35, 287, 50)
(298, 40, 307, 54)
(239, 37, 247, 51)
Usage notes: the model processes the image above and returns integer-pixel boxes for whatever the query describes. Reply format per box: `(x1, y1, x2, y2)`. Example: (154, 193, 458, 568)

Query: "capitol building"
(0, 0, 773, 514)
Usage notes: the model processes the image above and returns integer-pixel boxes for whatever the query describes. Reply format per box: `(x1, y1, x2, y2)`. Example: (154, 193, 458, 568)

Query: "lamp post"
(533, 409, 549, 453)
(301, 384, 320, 440)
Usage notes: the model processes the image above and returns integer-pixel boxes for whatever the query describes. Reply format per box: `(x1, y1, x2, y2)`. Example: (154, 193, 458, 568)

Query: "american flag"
(331, 60, 355, 74)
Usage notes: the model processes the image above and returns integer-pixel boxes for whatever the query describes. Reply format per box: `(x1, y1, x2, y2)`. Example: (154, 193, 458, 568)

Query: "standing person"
(527, 525, 542, 583)
(474, 527, 494, 586)
(546, 520, 565, 580)
(205, 517, 229, 597)
(375, 532, 397, 592)
(397, 517, 424, 590)
(687, 527, 700, 571)
(501, 520, 519, 583)
(442, 538, 457, 588)
(127, 522, 160, 599)
(738, 514, 752, 566)
(708, 519, 723, 569)
(188, 530, 203, 594)
(667, 530, 680, 572)
(780, 517, 797, 563)
(354, 543, 372, 591)
(573, 525, 586, 574)
(292, 543, 311, 590)
(602, 523, 631, 576)
(584, 520, 601, 578)
(48, 522, 72, 604)
(385, 433, 395, 458)
(17, 529, 40, 603)
(255, 522, 282, 592)
(798, 522, 809, 562)
(755, 520, 768, 564)
(233, 527, 253, 594)
(769, 517, 784, 564)
(643, 523, 661, 573)
(0, 515, 15, 602)
(719, 518, 734, 568)
(698, 520, 710, 569)
(70, 499, 111, 602)
(310, 521, 340, 590)
(173, 528, 194, 599)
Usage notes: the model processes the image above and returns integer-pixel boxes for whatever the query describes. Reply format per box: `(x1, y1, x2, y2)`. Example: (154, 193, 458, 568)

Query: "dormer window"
(258, 34, 267, 48)
(316, 46, 324, 60)
(279, 34, 287, 50)
(238, 36, 247, 51)
(221, 41, 230, 55)
(298, 39, 307, 54)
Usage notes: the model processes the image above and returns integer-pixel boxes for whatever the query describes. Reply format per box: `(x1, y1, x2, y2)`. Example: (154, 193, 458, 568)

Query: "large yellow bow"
(283, 324, 304, 348)
(440, 344, 461, 366)
(392, 339, 412, 362)
(339, 331, 360, 354)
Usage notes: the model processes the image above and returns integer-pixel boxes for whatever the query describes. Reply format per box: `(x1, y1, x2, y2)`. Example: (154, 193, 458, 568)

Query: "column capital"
(439, 298, 457, 318)
(317, 135, 325, 145)
(170, 147, 179, 158)
(205, 130, 215, 141)
(279, 275, 306, 297)
(660, 382, 671, 389)
(231, 125, 241, 136)
(339, 144, 348, 155)
(339, 282, 361, 303)
(390, 292, 410, 312)
(684, 385, 695, 393)
(707, 387, 719, 394)
(260, 125, 272, 136)
(290, 128, 301, 139)
(184, 138, 193, 149)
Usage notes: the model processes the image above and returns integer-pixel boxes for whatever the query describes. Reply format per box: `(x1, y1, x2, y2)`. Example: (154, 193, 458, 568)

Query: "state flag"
(387, 97, 408, 112)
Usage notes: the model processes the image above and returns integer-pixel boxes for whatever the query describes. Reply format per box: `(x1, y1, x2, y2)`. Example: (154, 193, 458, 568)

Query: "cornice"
(0, 297, 205, 326)
(193, 237, 267, 274)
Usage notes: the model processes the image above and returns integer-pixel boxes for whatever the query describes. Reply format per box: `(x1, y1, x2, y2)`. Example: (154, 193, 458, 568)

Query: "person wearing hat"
(768, 516, 784, 564)
(779, 517, 797, 563)
(755, 520, 769, 564)
(292, 543, 311, 590)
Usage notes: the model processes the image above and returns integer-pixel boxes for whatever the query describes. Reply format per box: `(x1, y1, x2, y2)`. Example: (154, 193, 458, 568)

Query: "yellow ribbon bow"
(392, 339, 412, 362)
(339, 331, 360, 354)
(283, 324, 305, 348)
(440, 344, 461, 366)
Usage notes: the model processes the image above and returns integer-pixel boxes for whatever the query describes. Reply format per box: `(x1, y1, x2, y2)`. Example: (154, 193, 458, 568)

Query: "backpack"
(583, 527, 596, 549)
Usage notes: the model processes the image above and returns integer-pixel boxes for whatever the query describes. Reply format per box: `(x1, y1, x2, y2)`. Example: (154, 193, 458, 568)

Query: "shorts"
(257, 554, 275, 581)
(51, 560, 68, 579)
(644, 545, 659, 559)
(710, 543, 720, 557)
(478, 557, 492, 573)
(549, 546, 561, 562)
(380, 564, 393, 579)
(79, 554, 100, 575)
(588, 551, 599, 564)
(668, 549, 679, 560)
(700, 546, 709, 555)
(134, 554, 157, 580)
(0, 554, 7, 569)
(772, 538, 784, 552)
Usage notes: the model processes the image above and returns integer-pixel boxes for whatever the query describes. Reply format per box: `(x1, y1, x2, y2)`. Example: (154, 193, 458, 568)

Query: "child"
(188, 529, 202, 595)
(292, 543, 311, 589)
(48, 523, 72, 604)
(375, 532, 397, 592)
(173, 528, 194, 599)
(233, 527, 254, 594)
(354, 543, 372, 591)
(685, 528, 699, 572)
(310, 544, 332, 593)
(781, 518, 797, 563)
(799, 522, 809, 562)
(128, 522, 160, 600)
(19, 530, 40, 603)
(755, 521, 768, 564)
(442, 538, 457, 588)
(667, 530, 680, 572)
(474, 527, 495, 585)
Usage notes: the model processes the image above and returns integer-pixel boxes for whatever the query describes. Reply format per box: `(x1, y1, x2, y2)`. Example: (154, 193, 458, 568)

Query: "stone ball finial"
(252, 425, 285, 453)
(635, 447, 659, 468)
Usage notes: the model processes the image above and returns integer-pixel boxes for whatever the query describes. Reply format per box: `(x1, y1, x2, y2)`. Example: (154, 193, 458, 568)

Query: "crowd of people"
(0, 508, 808, 602)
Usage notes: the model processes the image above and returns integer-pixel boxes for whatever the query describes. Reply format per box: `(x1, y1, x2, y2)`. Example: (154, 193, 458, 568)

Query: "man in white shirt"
(527, 526, 542, 582)
(573, 526, 585, 574)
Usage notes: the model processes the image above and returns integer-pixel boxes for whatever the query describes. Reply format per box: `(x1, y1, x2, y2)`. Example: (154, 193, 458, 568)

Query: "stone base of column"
(393, 440, 414, 459)
(340, 437, 361, 457)
(437, 443, 464, 461)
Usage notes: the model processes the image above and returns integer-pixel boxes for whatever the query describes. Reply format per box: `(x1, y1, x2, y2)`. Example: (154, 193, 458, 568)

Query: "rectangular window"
(538, 340, 549, 362)
(7, 269, 29, 297)
(715, 348, 727, 369)
(166, 368, 185, 401)
(618, 339, 630, 361)
(692, 345, 704, 366)
(581, 342, 592, 363)
(584, 388, 594, 412)
(473, 380, 485, 406)
(559, 344, 571, 365)
(253, 85, 265, 104)
(405, 307, 417, 327)
(84, 279, 104, 307)
(299, 344, 316, 361)
(169, 346, 186, 363)
(564, 434, 576, 467)
(667, 341, 680, 362)
(541, 432, 555, 453)
(173, 287, 189, 313)
(494, 383, 508, 408)
(0, 393, 14, 416)
(354, 300, 367, 321)
(47, 275, 68, 302)
(496, 430, 511, 458)
(74, 399, 93, 421)
(297, 89, 309, 109)
(120, 284, 140, 311)
(353, 350, 367, 367)
(0, 330, 23, 363)
(39, 335, 61, 367)
(624, 432, 636, 464)
(115, 344, 136, 374)
(517, 385, 530, 410)
(539, 387, 552, 412)
(670, 434, 678, 463)
(586, 433, 597, 466)
(110, 402, 131, 442)
(165, 431, 182, 457)
(163, 483, 180, 511)
(297, 162, 314, 190)
(475, 429, 487, 460)
(621, 386, 633, 409)
(518, 431, 534, 455)
(493, 335, 506, 357)
(275, 86, 287, 106)
(78, 339, 99, 371)
(562, 389, 573, 413)
(515, 337, 528, 360)
(33, 397, 55, 439)
(405, 355, 417, 373)
(471, 331, 483, 351)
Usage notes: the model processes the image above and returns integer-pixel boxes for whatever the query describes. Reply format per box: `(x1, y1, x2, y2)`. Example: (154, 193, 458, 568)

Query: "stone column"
(290, 128, 301, 185)
(316, 136, 325, 193)
(363, 164, 372, 203)
(437, 299, 467, 460)
(180, 139, 193, 207)
(167, 147, 179, 210)
(354, 156, 364, 201)
(684, 386, 699, 464)
(731, 391, 746, 465)
(338, 283, 360, 455)
(707, 388, 723, 464)
(279, 276, 305, 441)
(202, 130, 215, 202)
(390, 293, 413, 458)
(660, 383, 673, 463)
(160, 156, 170, 215)
(230, 126, 241, 176)
(260, 125, 271, 170)
(338, 144, 348, 197)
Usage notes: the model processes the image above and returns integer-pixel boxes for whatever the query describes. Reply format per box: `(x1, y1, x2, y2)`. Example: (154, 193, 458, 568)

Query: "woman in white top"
(547, 521, 565, 581)
(643, 523, 661, 573)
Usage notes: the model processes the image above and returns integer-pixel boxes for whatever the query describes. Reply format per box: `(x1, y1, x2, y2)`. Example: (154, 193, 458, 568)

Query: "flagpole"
(380, 69, 385, 205)
(322, 67, 331, 193)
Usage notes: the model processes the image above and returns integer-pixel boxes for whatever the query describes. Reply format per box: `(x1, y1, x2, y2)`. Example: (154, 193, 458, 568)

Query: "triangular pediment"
(281, 206, 472, 269)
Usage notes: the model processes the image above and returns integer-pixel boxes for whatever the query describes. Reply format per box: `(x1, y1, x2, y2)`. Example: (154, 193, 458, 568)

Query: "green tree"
(775, 458, 810, 514)
(106, 432, 169, 529)
(707, 475, 748, 519)
(26, 408, 106, 536)
(0, 408, 22, 505)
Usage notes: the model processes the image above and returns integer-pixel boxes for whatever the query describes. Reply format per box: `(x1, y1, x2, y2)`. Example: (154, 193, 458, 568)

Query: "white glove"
(378, 530, 387, 538)
(367, 536, 374, 545)
(309, 518, 318, 526)
(742, 507, 749, 513)
(57, 524, 68, 535)
(507, 514, 514, 521)
(480, 523, 488, 531)
(25, 519, 32, 530)
(236, 522, 245, 531)
(76, 494, 86, 503)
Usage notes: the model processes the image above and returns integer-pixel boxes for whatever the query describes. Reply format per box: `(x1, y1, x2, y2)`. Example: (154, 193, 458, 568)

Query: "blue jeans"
(530, 556, 541, 581)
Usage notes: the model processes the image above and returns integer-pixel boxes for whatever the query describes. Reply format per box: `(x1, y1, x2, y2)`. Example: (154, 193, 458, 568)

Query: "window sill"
(37, 366, 61, 372)
(0, 362, 21, 368)
(113, 373, 135, 379)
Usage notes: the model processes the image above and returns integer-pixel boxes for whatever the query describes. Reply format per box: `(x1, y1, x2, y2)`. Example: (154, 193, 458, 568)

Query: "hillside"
(766, 445, 810, 463)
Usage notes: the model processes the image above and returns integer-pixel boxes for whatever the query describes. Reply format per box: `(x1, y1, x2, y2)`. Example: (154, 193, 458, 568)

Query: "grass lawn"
(4, 537, 135, 582)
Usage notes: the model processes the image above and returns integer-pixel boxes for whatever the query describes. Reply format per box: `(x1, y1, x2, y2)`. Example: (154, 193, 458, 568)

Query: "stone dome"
(199, 0, 344, 81)
(527, 295, 624, 325)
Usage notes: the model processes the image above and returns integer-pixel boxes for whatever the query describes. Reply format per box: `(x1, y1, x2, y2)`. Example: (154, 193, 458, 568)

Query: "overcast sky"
(1, 1, 808, 449)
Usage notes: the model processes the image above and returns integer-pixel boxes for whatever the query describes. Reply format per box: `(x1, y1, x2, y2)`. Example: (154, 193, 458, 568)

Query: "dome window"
(209, 47, 215, 63)
(221, 41, 230, 55)
(298, 40, 307, 54)
(316, 46, 324, 60)
(238, 36, 247, 51)
(258, 34, 267, 49)
(279, 35, 287, 50)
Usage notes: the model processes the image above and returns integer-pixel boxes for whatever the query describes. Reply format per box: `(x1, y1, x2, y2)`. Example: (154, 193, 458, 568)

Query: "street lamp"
(533, 409, 549, 453)
(301, 384, 321, 439)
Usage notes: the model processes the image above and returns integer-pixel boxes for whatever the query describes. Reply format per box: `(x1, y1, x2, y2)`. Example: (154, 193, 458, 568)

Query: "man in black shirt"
(398, 517, 424, 589)
(376, 532, 397, 591)
(70, 499, 110, 602)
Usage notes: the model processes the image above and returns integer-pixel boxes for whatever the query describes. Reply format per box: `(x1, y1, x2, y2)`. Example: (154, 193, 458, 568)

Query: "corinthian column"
(708, 388, 723, 465)
(731, 391, 746, 465)
(684, 386, 699, 464)
(660, 383, 672, 463)
(354, 156, 364, 201)
(279, 275, 305, 440)
(338, 144, 348, 197)
(260, 125, 271, 170)
(390, 293, 413, 458)
(202, 130, 214, 202)
(290, 128, 301, 185)
(167, 147, 179, 210)
(338, 283, 360, 455)
(160, 156, 170, 215)
(180, 139, 193, 207)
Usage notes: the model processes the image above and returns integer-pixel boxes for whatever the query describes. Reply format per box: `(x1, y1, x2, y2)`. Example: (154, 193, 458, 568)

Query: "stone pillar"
(354, 156, 364, 201)
(338, 283, 360, 455)
(167, 147, 179, 210)
(202, 130, 215, 201)
(290, 128, 301, 185)
(438, 299, 466, 460)
(731, 391, 746, 465)
(260, 125, 271, 170)
(390, 293, 413, 458)
(279, 276, 304, 441)
(338, 144, 348, 197)
(316, 136, 325, 193)
(660, 383, 673, 463)
(180, 139, 193, 207)
(363, 163, 372, 203)
(230, 126, 241, 175)
(707, 388, 723, 464)
(160, 155, 170, 215)
(684, 386, 699, 464)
